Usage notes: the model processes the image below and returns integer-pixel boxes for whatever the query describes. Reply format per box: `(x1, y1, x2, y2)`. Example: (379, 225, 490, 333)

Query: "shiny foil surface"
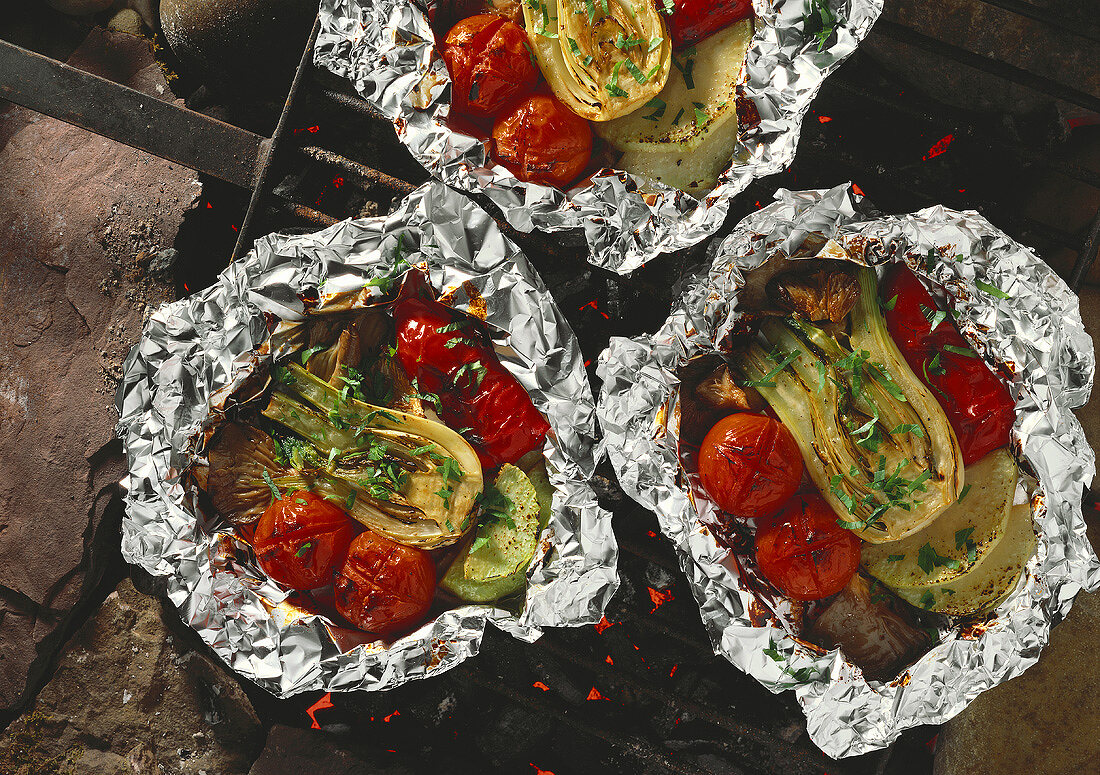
(116, 182, 617, 696)
(595, 183, 1099, 757)
(314, 0, 882, 274)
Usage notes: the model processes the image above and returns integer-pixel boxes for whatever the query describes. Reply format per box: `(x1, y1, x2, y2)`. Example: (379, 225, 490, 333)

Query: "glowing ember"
(669, 664, 678, 678)
(529, 764, 555, 775)
(305, 692, 334, 729)
(332, 176, 345, 189)
(532, 681, 550, 691)
(585, 687, 610, 701)
(817, 115, 832, 123)
(578, 300, 610, 320)
(593, 616, 617, 634)
(383, 710, 401, 722)
(851, 183, 865, 197)
(646, 530, 657, 538)
(922, 133, 955, 161)
(926, 732, 939, 753)
(647, 586, 674, 613)
(293, 125, 321, 135)
(605, 655, 614, 665)
(584, 359, 592, 368)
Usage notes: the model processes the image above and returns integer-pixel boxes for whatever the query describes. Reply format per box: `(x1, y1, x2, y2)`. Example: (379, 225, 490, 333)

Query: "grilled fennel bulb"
(262, 363, 483, 548)
(523, 0, 672, 121)
(732, 268, 964, 543)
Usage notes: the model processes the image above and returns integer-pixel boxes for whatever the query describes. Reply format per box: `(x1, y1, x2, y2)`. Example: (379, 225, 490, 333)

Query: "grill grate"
(3, 4, 1098, 773)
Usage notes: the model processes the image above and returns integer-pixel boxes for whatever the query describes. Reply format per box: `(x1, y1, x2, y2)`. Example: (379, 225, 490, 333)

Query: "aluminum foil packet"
(595, 183, 1099, 757)
(115, 181, 617, 696)
(314, 0, 882, 274)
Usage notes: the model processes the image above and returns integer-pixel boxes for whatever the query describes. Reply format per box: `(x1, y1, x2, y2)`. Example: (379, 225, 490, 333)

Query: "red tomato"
(667, 0, 754, 47)
(491, 93, 593, 188)
(697, 413, 803, 520)
(334, 531, 436, 637)
(442, 14, 538, 117)
(882, 265, 1015, 465)
(253, 490, 355, 590)
(754, 494, 861, 600)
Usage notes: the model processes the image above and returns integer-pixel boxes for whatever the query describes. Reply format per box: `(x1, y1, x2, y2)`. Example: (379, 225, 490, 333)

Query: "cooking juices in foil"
(595, 183, 1099, 757)
(314, 0, 882, 274)
(115, 182, 617, 695)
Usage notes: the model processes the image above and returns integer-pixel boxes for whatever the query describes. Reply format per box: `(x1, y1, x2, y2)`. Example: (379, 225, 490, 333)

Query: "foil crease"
(116, 181, 617, 696)
(595, 183, 1099, 757)
(314, 0, 882, 274)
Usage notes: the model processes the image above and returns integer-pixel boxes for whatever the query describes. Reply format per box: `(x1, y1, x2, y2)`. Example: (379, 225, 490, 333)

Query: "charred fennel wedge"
(523, 0, 672, 121)
(262, 363, 483, 548)
(732, 268, 963, 543)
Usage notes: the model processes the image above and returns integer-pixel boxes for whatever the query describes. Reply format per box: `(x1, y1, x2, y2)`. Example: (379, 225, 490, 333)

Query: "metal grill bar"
(873, 20, 1100, 114)
(972, 0, 1100, 44)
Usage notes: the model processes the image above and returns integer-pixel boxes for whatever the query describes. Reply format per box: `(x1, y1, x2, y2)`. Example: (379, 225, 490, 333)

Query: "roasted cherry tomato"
(667, 0, 753, 47)
(253, 490, 355, 590)
(491, 93, 592, 188)
(754, 494, 861, 600)
(442, 14, 539, 117)
(882, 265, 1015, 465)
(697, 413, 803, 520)
(334, 530, 436, 637)
(393, 275, 551, 468)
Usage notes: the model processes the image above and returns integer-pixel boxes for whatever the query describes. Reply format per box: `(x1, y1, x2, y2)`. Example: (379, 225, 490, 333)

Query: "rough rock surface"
(0, 27, 198, 712)
(0, 579, 263, 775)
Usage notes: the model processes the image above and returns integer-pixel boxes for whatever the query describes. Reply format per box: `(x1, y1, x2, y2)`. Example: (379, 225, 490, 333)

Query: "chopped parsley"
(294, 542, 314, 558)
(916, 541, 961, 574)
(300, 345, 324, 365)
(741, 348, 801, 388)
(262, 470, 281, 501)
(954, 526, 975, 551)
(920, 304, 948, 332)
(975, 279, 1010, 299)
(943, 344, 977, 358)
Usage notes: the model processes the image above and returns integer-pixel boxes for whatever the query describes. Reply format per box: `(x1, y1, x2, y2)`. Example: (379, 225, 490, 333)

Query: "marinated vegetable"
(492, 93, 593, 187)
(252, 490, 355, 589)
(522, 0, 672, 122)
(666, 0, 753, 47)
(206, 267, 557, 641)
(697, 413, 803, 519)
(733, 267, 964, 543)
(393, 285, 551, 468)
(262, 363, 483, 549)
(882, 265, 1015, 466)
(442, 14, 539, 116)
(754, 494, 861, 600)
(334, 530, 436, 636)
(442, 464, 542, 602)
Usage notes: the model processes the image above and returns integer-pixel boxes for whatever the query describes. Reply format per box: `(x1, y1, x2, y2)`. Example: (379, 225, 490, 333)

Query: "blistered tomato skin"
(697, 413, 803, 520)
(442, 14, 539, 117)
(491, 93, 593, 188)
(334, 530, 436, 637)
(667, 0, 754, 47)
(754, 494, 861, 600)
(252, 491, 355, 590)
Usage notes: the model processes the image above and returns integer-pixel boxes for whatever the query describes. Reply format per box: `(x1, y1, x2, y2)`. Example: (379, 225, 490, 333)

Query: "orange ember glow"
(594, 616, 617, 634)
(578, 300, 610, 320)
(851, 183, 865, 197)
(585, 687, 610, 701)
(533, 681, 550, 691)
(922, 134, 955, 160)
(530, 764, 555, 775)
(647, 530, 657, 538)
(669, 664, 678, 678)
(817, 115, 832, 123)
(647, 586, 674, 613)
(306, 692, 334, 729)
(383, 710, 401, 722)
(605, 655, 614, 665)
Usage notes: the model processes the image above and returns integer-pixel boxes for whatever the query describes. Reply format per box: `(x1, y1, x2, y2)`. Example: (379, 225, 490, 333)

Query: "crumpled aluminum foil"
(314, 0, 882, 274)
(595, 182, 1100, 757)
(116, 181, 617, 696)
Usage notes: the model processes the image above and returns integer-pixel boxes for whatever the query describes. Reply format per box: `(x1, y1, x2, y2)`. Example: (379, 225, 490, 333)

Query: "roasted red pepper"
(393, 279, 550, 469)
(882, 265, 1015, 466)
(666, 0, 753, 48)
